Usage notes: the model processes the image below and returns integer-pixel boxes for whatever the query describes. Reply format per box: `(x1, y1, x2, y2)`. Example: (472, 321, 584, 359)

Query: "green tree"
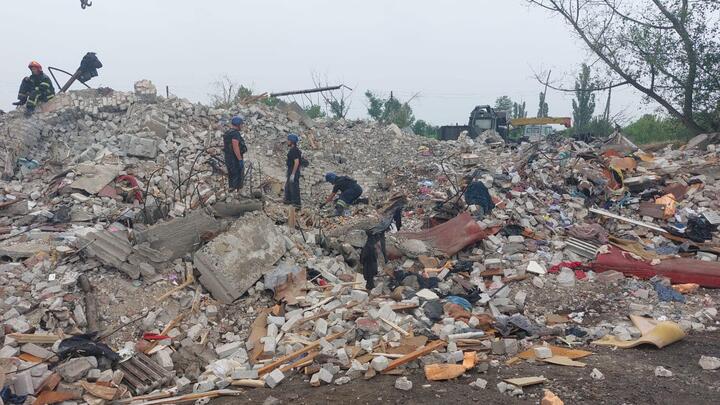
(365, 91, 384, 121)
(365, 91, 416, 128)
(623, 114, 693, 144)
(572, 63, 596, 131)
(412, 120, 439, 138)
(303, 104, 325, 119)
(209, 76, 255, 109)
(328, 99, 348, 120)
(537, 92, 549, 117)
(512, 101, 527, 119)
(528, 0, 720, 134)
(494, 96, 513, 113)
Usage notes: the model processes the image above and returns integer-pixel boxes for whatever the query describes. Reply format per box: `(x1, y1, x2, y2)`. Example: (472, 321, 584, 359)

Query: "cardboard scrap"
(80, 381, 118, 400)
(542, 389, 564, 405)
(462, 351, 477, 369)
(592, 315, 685, 349)
(424, 363, 466, 381)
(504, 376, 547, 387)
(541, 356, 586, 367)
(517, 345, 592, 361)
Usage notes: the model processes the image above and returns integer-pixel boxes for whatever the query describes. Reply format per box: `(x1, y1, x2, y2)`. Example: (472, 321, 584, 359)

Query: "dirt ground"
(211, 330, 720, 405)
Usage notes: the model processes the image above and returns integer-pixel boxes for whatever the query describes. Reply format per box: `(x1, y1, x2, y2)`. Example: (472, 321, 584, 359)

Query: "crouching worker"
(14, 61, 55, 116)
(322, 172, 363, 216)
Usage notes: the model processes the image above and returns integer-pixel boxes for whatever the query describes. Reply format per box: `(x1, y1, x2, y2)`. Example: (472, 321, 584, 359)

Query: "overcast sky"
(1, 0, 653, 124)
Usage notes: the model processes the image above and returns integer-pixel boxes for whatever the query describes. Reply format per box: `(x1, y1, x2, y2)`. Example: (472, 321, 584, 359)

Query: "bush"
(623, 115, 693, 144)
(412, 120, 439, 139)
(303, 105, 325, 119)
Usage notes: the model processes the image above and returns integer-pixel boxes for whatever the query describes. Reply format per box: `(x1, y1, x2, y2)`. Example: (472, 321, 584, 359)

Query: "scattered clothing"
(654, 281, 686, 303)
(568, 223, 609, 244)
(464, 180, 494, 215)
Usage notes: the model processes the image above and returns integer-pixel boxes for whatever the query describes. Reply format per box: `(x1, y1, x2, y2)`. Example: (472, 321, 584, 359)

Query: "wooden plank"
(279, 351, 319, 372)
(589, 207, 667, 233)
(379, 317, 410, 336)
(8, 333, 60, 344)
(133, 389, 241, 405)
(230, 379, 265, 388)
(381, 340, 446, 373)
(34, 373, 61, 396)
(257, 330, 347, 376)
(32, 390, 81, 405)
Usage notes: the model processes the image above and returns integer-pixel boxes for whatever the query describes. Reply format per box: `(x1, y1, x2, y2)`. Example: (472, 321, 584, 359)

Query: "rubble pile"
(1, 81, 719, 403)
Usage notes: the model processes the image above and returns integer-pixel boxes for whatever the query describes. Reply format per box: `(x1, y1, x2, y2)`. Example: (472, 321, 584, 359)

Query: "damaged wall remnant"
(194, 214, 286, 303)
(135, 209, 222, 260)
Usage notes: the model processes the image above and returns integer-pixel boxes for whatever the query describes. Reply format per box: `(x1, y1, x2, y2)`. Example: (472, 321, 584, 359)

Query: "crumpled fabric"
(464, 181, 495, 214)
(424, 300, 444, 321)
(654, 281, 686, 303)
(444, 302, 472, 322)
(494, 314, 539, 337)
(548, 261, 584, 274)
(1, 387, 27, 405)
(57, 332, 120, 364)
(446, 296, 472, 311)
(568, 223, 609, 244)
(685, 216, 716, 243)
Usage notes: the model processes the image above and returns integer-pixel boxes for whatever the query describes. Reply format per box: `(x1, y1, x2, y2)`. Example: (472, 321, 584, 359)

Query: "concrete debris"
(1, 80, 719, 402)
(194, 213, 286, 303)
(654, 366, 673, 377)
(699, 356, 720, 370)
(394, 376, 413, 391)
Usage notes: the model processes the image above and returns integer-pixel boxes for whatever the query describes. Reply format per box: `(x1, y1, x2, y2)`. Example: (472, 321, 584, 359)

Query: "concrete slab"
(194, 214, 286, 303)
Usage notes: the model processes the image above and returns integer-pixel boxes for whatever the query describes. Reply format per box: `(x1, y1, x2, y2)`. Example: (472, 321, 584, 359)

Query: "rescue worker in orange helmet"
(13, 61, 55, 116)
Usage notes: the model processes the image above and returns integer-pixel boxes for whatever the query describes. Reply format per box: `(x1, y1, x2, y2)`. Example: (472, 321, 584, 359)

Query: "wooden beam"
(257, 329, 348, 376)
(589, 207, 667, 233)
(8, 334, 60, 344)
(382, 340, 446, 373)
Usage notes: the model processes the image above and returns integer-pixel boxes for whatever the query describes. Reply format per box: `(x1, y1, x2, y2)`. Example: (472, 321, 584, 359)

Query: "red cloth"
(548, 261, 584, 273)
(401, 212, 497, 257)
(116, 175, 143, 203)
(592, 246, 720, 288)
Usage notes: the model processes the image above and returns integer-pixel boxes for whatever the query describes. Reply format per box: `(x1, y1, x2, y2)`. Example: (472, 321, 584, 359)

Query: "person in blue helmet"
(222, 116, 247, 191)
(284, 133, 302, 207)
(322, 172, 363, 216)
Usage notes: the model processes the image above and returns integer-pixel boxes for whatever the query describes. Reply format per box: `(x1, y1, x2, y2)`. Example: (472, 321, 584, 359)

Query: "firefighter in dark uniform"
(222, 116, 247, 191)
(322, 173, 364, 216)
(14, 61, 55, 116)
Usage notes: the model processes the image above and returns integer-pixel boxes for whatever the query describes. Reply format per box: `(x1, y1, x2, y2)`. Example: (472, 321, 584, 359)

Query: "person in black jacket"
(284, 133, 302, 207)
(14, 61, 55, 116)
(322, 172, 363, 216)
(222, 116, 247, 191)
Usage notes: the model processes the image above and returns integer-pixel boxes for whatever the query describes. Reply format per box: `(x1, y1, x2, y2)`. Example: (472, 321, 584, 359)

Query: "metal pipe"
(270, 84, 350, 98)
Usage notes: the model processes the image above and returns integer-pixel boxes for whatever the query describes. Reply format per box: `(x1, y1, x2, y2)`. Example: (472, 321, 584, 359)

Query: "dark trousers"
(337, 184, 363, 207)
(284, 172, 301, 207)
(225, 159, 244, 190)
